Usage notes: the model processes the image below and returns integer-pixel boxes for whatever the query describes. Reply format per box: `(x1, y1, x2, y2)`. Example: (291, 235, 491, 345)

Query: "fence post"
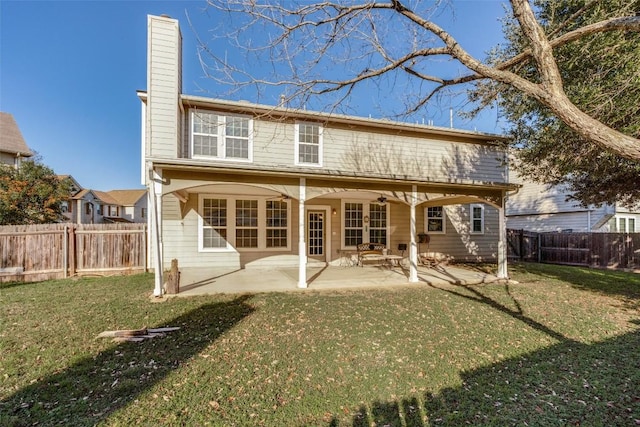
(537, 233, 542, 263)
(519, 229, 524, 261)
(68, 225, 76, 276)
(63, 225, 68, 278)
(142, 224, 148, 273)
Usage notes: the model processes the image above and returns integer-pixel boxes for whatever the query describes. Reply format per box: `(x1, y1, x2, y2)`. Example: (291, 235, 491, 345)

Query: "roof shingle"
(0, 112, 33, 156)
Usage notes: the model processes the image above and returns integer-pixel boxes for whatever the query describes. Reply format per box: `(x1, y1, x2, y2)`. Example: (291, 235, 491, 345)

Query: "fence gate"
(507, 229, 540, 262)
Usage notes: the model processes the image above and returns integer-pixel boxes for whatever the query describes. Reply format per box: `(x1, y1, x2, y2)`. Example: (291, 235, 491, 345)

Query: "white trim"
(304, 205, 332, 262)
(190, 109, 253, 163)
(197, 194, 291, 252)
(424, 206, 446, 234)
(615, 215, 638, 233)
(340, 199, 390, 249)
(470, 203, 485, 234)
(294, 122, 323, 167)
(198, 196, 232, 252)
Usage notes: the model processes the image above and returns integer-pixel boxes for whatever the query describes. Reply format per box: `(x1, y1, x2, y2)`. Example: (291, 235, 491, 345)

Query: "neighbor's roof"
(93, 190, 119, 205)
(0, 112, 33, 156)
(105, 189, 147, 206)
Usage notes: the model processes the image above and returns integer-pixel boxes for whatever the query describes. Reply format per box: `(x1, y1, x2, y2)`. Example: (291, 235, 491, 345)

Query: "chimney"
(146, 15, 183, 159)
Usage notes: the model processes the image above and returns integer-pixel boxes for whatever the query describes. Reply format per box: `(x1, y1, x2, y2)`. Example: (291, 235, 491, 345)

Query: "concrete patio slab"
(173, 264, 500, 296)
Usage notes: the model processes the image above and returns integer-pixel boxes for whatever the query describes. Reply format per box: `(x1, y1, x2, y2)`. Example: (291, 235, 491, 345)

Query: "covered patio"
(172, 264, 501, 296)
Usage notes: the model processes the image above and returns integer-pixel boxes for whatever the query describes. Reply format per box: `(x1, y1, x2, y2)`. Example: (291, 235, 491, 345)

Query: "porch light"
(332, 208, 337, 215)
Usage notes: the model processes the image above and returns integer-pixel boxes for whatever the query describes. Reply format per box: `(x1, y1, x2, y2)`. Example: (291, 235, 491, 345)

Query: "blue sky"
(1, 1, 508, 191)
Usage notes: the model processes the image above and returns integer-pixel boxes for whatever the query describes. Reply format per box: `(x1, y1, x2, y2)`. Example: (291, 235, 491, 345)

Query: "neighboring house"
(140, 15, 517, 295)
(0, 112, 33, 168)
(67, 188, 105, 224)
(506, 170, 640, 233)
(60, 175, 147, 224)
(95, 189, 147, 223)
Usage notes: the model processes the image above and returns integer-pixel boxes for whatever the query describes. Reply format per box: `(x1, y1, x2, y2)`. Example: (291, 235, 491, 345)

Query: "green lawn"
(1, 263, 639, 426)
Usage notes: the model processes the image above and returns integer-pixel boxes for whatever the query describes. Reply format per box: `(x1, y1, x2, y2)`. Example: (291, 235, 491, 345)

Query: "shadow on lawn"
(518, 263, 640, 311)
(1, 295, 255, 427)
(328, 278, 640, 426)
(329, 328, 640, 426)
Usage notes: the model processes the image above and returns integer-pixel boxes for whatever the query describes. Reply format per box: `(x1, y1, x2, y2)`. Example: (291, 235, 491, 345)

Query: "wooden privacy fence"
(507, 229, 640, 270)
(0, 223, 147, 283)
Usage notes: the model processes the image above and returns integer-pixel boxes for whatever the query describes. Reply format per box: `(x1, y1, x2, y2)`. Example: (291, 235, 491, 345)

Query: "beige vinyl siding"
(181, 111, 506, 184)
(252, 119, 295, 166)
(322, 128, 505, 184)
(161, 192, 501, 268)
(161, 194, 241, 269)
(329, 201, 499, 262)
(147, 16, 181, 159)
(161, 194, 304, 269)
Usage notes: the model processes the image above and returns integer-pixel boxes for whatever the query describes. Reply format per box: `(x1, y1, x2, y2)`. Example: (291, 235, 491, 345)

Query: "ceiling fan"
(267, 193, 290, 201)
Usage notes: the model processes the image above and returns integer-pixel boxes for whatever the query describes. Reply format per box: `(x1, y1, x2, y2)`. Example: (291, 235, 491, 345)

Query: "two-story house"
(0, 112, 33, 168)
(506, 170, 640, 233)
(60, 175, 147, 224)
(95, 190, 147, 223)
(140, 15, 516, 295)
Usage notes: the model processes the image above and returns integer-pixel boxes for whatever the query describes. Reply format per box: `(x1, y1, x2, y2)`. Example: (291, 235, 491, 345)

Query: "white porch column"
(409, 185, 419, 282)
(298, 178, 307, 288)
(149, 167, 164, 297)
(497, 191, 508, 279)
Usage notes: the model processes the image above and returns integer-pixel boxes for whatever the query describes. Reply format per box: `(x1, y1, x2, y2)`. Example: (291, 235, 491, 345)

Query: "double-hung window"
(342, 201, 389, 248)
(425, 206, 446, 233)
(295, 123, 322, 166)
(202, 198, 228, 249)
(344, 203, 364, 247)
(610, 216, 637, 233)
(191, 110, 252, 161)
(369, 204, 387, 245)
(266, 200, 288, 248)
(470, 204, 485, 234)
(200, 196, 290, 251)
(235, 200, 258, 248)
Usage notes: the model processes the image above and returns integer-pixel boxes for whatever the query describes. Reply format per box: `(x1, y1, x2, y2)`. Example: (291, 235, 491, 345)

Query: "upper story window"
(191, 110, 252, 161)
(470, 204, 485, 234)
(425, 206, 446, 233)
(295, 123, 322, 166)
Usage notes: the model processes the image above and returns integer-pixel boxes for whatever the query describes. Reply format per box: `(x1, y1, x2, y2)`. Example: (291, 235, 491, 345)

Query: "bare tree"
(201, 0, 640, 161)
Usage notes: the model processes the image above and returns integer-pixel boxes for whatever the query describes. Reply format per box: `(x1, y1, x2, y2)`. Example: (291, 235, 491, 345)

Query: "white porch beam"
(298, 178, 307, 288)
(409, 185, 418, 282)
(497, 191, 508, 279)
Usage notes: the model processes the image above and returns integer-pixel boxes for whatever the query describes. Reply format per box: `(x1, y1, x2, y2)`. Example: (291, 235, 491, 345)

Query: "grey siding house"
(506, 170, 639, 233)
